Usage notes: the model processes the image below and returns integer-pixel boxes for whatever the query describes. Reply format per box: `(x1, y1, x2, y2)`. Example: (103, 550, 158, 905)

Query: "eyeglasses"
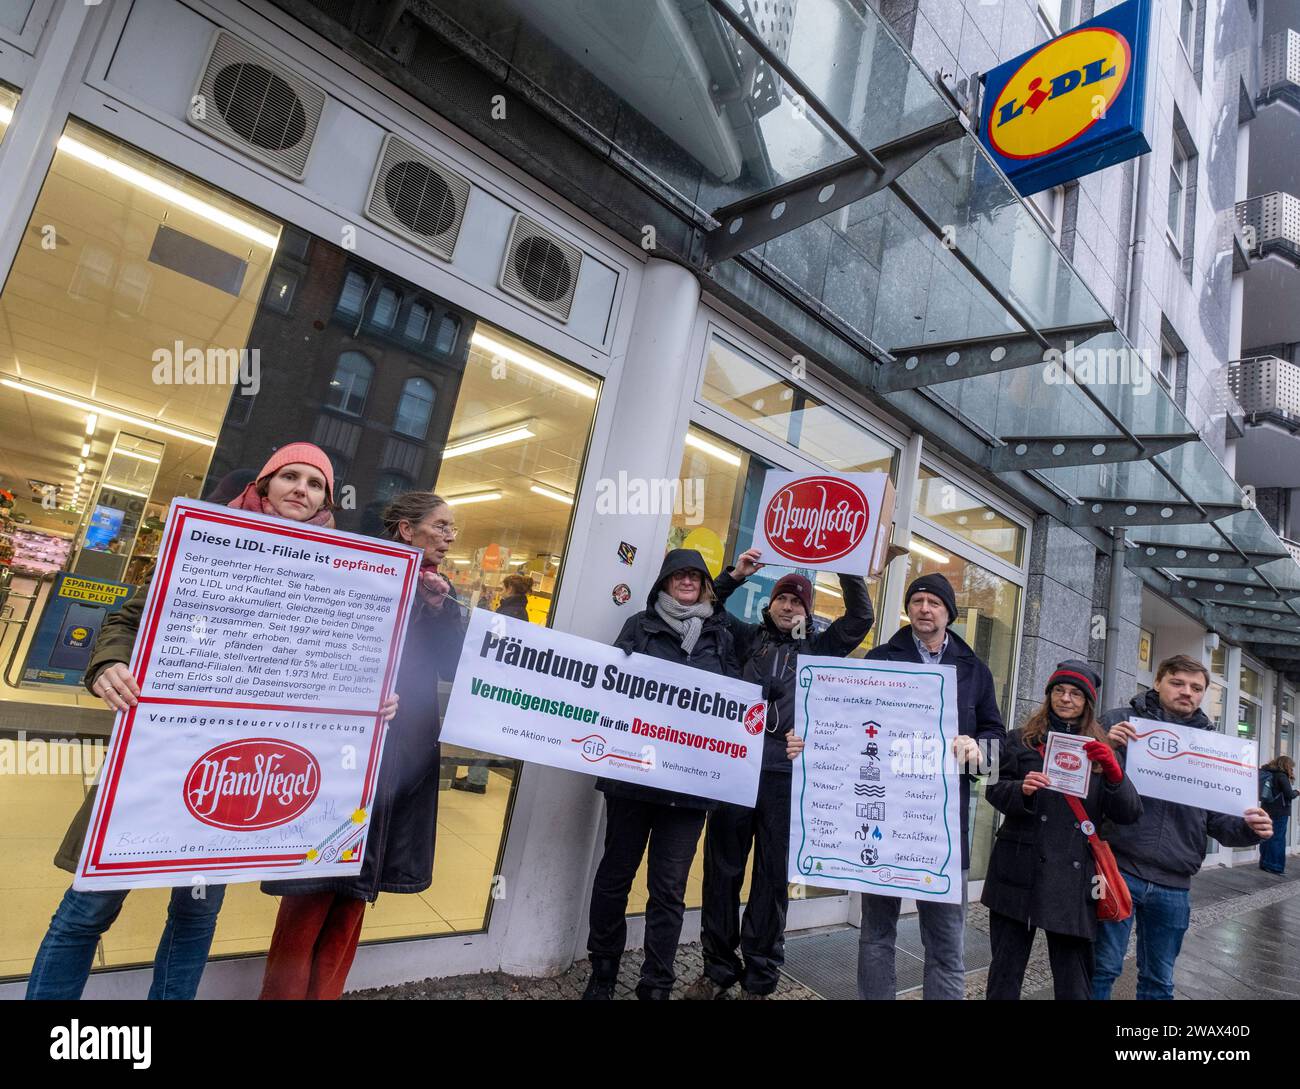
(429, 520, 458, 538)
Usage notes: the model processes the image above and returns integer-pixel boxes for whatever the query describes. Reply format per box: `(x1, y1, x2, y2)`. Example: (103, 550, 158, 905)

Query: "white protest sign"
(74, 498, 420, 890)
(789, 656, 963, 902)
(440, 610, 764, 807)
(1124, 716, 1258, 817)
(750, 471, 893, 575)
(1042, 730, 1091, 798)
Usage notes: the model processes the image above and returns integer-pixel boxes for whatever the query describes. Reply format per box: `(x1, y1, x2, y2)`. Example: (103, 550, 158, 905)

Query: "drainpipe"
(1103, 153, 1152, 701)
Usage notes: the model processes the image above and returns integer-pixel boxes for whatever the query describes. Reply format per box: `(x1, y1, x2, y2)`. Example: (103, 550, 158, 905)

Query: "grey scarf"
(654, 591, 713, 655)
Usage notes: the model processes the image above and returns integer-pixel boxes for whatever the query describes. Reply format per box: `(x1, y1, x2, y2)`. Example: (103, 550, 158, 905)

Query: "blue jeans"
(1260, 814, 1289, 873)
(26, 884, 226, 1000)
(857, 872, 968, 1000)
(1091, 870, 1190, 1001)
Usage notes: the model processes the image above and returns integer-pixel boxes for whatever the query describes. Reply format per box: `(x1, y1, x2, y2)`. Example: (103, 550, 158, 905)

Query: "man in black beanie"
(856, 570, 1006, 999)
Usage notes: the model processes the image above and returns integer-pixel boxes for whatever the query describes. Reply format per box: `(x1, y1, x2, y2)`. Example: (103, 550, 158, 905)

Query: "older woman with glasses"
(258, 491, 466, 999)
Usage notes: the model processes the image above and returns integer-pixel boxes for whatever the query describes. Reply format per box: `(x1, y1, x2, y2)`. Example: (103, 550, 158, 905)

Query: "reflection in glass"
(913, 467, 1025, 566)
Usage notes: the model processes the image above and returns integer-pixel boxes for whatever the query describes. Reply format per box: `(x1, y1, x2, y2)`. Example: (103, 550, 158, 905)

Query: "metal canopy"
(270, 0, 1300, 656)
(705, 118, 965, 266)
(1226, 625, 1300, 648)
(1065, 500, 1244, 528)
(1201, 603, 1300, 627)
(988, 432, 1199, 473)
(875, 322, 1114, 394)
(1169, 580, 1297, 603)
(1127, 543, 1289, 568)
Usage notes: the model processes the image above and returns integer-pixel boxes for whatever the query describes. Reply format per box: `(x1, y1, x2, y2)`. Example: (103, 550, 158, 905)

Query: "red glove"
(1084, 739, 1123, 784)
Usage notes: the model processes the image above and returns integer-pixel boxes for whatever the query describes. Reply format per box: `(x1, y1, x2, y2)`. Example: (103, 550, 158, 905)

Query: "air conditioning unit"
(498, 214, 583, 323)
(187, 29, 325, 180)
(364, 134, 471, 262)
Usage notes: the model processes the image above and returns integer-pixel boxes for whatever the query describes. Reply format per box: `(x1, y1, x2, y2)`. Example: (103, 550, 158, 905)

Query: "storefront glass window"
(701, 335, 894, 473)
(1206, 683, 1227, 730)
(1211, 645, 1226, 677)
(913, 467, 1025, 566)
(0, 85, 17, 143)
(0, 121, 602, 980)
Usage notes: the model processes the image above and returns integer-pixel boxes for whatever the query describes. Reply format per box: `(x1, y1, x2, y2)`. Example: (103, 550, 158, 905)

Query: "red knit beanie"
(255, 442, 335, 502)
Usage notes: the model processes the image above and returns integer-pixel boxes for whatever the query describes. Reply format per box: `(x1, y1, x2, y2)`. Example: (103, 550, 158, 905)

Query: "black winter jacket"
(496, 593, 530, 621)
(1099, 688, 1261, 889)
(1262, 768, 1298, 818)
(263, 588, 466, 901)
(595, 551, 742, 812)
(712, 567, 874, 774)
(865, 625, 1007, 870)
(981, 718, 1142, 939)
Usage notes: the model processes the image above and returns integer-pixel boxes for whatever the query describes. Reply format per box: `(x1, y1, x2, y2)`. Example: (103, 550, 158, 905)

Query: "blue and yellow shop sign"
(979, 0, 1152, 197)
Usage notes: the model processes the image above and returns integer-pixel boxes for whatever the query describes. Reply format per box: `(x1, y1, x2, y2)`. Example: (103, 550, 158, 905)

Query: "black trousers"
(587, 794, 707, 996)
(986, 909, 1095, 1000)
(700, 768, 792, 995)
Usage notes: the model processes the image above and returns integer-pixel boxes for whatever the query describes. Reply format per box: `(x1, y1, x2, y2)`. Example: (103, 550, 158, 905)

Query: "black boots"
(581, 956, 620, 1000)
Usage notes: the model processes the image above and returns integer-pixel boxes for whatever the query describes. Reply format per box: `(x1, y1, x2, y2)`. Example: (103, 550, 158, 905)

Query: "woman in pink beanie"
(27, 442, 397, 1001)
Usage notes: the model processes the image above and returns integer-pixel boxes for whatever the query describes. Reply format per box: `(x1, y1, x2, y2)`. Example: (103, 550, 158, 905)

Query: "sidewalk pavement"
(346, 861, 1300, 1000)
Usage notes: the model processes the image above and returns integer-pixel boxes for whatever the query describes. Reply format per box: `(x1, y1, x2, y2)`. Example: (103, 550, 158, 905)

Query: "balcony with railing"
(1260, 29, 1300, 110)
(1236, 192, 1300, 266)
(1228, 355, 1300, 417)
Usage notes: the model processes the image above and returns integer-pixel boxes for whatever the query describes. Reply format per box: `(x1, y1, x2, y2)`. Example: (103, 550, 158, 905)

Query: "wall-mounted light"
(529, 483, 574, 506)
(908, 538, 951, 565)
(56, 133, 279, 249)
(684, 432, 741, 467)
(441, 421, 536, 460)
(1, 379, 215, 446)
(444, 490, 503, 506)
(470, 332, 598, 400)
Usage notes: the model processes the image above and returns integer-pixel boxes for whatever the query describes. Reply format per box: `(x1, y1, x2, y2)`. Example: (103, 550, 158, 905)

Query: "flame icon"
(871, 826, 883, 841)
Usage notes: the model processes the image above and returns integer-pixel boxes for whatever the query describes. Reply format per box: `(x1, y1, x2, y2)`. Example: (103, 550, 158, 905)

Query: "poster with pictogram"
(73, 498, 421, 891)
(788, 656, 963, 903)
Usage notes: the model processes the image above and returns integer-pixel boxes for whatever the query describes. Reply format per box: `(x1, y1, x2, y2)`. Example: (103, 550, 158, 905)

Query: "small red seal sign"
(1054, 751, 1083, 772)
(744, 702, 766, 736)
(184, 738, 321, 831)
(763, 476, 870, 563)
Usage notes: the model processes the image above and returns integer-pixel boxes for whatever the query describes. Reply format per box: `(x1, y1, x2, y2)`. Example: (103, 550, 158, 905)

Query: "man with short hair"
(856, 572, 1006, 1000)
(1092, 654, 1273, 1000)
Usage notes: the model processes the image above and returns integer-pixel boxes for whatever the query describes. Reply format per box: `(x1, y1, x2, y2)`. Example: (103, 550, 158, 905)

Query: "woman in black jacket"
(258, 491, 466, 999)
(982, 661, 1142, 1000)
(582, 548, 741, 1001)
(1260, 756, 1298, 874)
(495, 573, 532, 622)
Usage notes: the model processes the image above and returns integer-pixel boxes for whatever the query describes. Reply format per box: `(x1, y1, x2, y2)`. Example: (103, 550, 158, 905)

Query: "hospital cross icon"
(863, 721, 880, 738)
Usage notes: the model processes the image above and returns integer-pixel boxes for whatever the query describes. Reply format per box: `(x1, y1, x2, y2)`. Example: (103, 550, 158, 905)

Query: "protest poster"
(440, 610, 764, 807)
(1042, 730, 1091, 798)
(1124, 717, 1259, 817)
(789, 655, 962, 903)
(73, 498, 421, 891)
(750, 471, 895, 576)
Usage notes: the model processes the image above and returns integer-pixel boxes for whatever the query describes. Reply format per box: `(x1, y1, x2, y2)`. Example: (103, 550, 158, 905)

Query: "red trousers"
(260, 892, 367, 1000)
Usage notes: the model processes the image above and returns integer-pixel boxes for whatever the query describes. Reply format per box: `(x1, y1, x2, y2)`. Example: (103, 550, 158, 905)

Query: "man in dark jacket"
(857, 572, 1006, 1000)
(583, 549, 742, 1001)
(685, 547, 875, 1000)
(1092, 654, 1273, 1000)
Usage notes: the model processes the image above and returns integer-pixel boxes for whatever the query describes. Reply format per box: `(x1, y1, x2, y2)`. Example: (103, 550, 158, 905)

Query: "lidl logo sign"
(979, 0, 1151, 196)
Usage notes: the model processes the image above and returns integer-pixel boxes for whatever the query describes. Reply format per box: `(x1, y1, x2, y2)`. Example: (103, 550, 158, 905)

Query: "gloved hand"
(1084, 739, 1123, 784)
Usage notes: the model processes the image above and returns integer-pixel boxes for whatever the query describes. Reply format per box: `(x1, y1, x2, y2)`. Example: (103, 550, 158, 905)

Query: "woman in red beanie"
(28, 443, 397, 1001)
